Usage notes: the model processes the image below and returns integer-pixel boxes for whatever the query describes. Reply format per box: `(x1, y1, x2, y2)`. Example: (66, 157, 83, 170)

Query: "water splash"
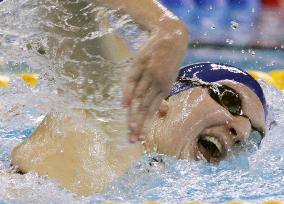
(101, 82, 284, 204)
(0, 0, 284, 203)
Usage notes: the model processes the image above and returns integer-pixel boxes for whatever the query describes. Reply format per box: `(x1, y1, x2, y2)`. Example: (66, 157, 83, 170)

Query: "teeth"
(204, 136, 222, 152)
(197, 150, 208, 162)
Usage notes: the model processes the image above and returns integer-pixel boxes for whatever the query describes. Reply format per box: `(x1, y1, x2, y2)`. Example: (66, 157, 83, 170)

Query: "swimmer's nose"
(197, 116, 252, 163)
(227, 116, 252, 144)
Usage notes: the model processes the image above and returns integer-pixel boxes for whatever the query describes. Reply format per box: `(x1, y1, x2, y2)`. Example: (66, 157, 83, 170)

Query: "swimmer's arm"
(97, 0, 186, 33)
(97, 0, 189, 142)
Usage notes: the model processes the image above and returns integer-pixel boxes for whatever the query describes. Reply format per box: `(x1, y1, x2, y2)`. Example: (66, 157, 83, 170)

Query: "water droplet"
(209, 5, 213, 10)
(281, 45, 284, 49)
(175, 30, 182, 35)
(269, 61, 276, 66)
(203, 32, 207, 36)
(241, 50, 245, 54)
(226, 39, 234, 45)
(248, 49, 256, 56)
(252, 8, 255, 13)
(230, 21, 238, 30)
(211, 24, 216, 30)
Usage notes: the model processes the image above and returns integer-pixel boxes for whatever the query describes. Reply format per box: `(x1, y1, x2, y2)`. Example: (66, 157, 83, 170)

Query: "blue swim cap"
(167, 63, 267, 116)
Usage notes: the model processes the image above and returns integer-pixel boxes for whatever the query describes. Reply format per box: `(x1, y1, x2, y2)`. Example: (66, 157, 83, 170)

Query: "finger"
(129, 86, 157, 133)
(133, 72, 152, 100)
(137, 91, 165, 140)
(122, 80, 136, 107)
(134, 89, 164, 140)
(127, 78, 153, 140)
(122, 60, 145, 107)
(127, 97, 140, 143)
(127, 88, 153, 142)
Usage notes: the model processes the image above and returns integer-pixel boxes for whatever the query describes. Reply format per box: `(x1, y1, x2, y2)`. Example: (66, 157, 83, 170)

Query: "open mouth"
(197, 135, 225, 162)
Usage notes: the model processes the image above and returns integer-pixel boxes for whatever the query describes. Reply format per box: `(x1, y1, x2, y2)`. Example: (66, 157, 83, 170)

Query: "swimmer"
(11, 63, 266, 195)
(11, 0, 189, 196)
(11, 0, 266, 197)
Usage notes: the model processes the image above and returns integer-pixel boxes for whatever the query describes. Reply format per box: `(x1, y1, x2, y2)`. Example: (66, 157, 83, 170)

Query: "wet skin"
(9, 0, 266, 197)
(145, 80, 266, 162)
(11, 0, 190, 196)
(98, 0, 189, 142)
(11, 80, 266, 195)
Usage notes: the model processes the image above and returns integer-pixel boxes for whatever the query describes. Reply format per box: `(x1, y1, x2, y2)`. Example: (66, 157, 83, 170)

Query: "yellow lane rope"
(0, 73, 38, 87)
(0, 75, 10, 87)
(247, 70, 284, 90)
(0, 70, 283, 89)
(17, 73, 39, 87)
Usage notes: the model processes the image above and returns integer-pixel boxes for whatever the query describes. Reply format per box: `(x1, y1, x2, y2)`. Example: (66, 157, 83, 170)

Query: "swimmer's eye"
(208, 85, 242, 116)
(177, 77, 242, 116)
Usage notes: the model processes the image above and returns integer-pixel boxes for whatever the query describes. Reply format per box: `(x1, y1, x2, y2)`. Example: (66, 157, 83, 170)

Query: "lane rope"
(247, 70, 284, 90)
(0, 73, 38, 87)
(0, 70, 283, 89)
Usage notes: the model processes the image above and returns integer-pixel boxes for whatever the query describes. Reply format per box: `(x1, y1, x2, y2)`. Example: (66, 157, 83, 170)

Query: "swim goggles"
(178, 76, 242, 116)
(177, 76, 264, 146)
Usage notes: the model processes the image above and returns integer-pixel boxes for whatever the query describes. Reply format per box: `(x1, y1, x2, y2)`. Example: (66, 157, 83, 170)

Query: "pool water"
(0, 0, 284, 203)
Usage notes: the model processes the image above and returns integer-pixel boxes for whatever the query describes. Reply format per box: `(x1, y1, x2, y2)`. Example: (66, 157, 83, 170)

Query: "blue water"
(184, 48, 284, 71)
(160, 0, 284, 46)
(0, 0, 284, 203)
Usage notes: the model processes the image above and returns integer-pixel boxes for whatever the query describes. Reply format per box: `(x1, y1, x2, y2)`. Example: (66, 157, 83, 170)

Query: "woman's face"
(145, 80, 266, 162)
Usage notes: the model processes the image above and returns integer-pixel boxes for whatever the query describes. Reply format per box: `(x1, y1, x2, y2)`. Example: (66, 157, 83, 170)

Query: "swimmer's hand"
(122, 22, 188, 142)
(97, 0, 188, 142)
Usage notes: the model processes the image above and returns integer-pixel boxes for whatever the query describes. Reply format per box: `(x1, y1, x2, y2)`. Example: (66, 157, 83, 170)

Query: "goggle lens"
(208, 85, 242, 115)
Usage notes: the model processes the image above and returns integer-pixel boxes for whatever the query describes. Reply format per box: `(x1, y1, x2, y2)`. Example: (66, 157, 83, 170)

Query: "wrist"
(153, 19, 189, 50)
